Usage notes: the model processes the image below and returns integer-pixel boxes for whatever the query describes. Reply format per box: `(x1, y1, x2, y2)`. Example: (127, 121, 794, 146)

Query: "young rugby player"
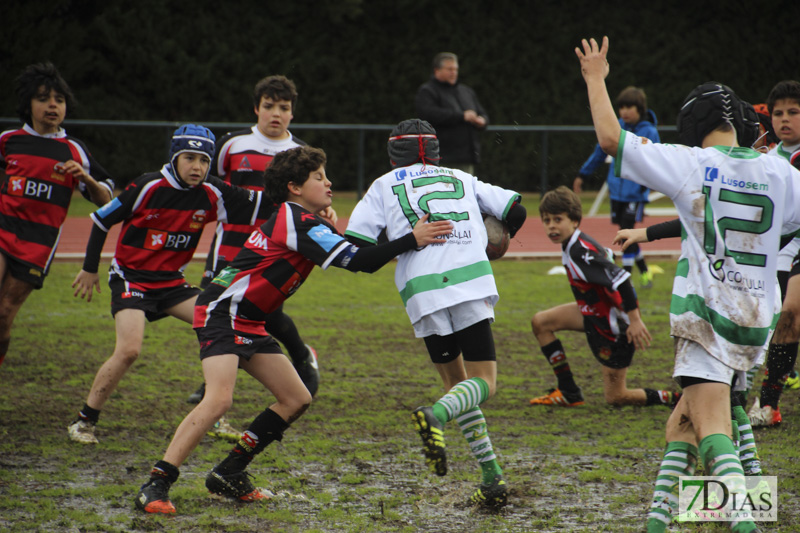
(0, 62, 114, 368)
(68, 124, 262, 445)
(134, 145, 452, 514)
(530, 185, 677, 409)
(192, 76, 326, 408)
(345, 119, 527, 509)
(576, 36, 800, 532)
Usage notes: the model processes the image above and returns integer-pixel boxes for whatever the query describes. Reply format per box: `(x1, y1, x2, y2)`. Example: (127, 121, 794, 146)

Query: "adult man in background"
(415, 53, 488, 174)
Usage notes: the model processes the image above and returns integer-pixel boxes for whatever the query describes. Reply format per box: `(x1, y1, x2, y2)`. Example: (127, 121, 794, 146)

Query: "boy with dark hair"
(346, 118, 526, 509)
(67, 124, 263, 444)
(574, 85, 659, 288)
(0, 62, 114, 368)
(748, 79, 800, 427)
(191, 75, 323, 420)
(576, 36, 798, 532)
(530, 185, 676, 409)
(134, 145, 452, 514)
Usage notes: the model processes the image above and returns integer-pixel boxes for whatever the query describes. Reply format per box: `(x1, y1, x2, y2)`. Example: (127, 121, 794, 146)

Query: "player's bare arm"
(575, 36, 621, 155)
(412, 213, 454, 247)
(625, 308, 651, 351)
(613, 227, 648, 252)
(72, 269, 101, 302)
(60, 159, 112, 206)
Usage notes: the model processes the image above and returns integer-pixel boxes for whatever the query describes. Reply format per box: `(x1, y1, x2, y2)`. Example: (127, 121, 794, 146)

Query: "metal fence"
(0, 118, 676, 196)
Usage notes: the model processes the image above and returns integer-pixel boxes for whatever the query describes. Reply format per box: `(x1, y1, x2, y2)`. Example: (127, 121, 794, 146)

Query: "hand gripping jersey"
(345, 163, 520, 324)
(208, 127, 304, 271)
(615, 131, 800, 370)
(91, 166, 261, 289)
(0, 124, 114, 271)
(562, 229, 631, 340)
(194, 202, 350, 335)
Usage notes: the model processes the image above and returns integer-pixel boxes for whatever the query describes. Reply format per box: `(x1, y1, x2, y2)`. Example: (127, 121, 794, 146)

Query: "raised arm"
(575, 36, 621, 156)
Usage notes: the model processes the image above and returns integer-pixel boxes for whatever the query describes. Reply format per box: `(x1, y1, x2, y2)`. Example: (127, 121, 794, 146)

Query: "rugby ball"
(484, 215, 510, 260)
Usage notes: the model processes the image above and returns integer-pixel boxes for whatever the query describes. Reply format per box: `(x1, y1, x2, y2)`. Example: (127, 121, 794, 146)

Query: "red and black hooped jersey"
(195, 202, 350, 335)
(92, 165, 261, 288)
(209, 127, 305, 271)
(0, 125, 114, 270)
(562, 229, 631, 340)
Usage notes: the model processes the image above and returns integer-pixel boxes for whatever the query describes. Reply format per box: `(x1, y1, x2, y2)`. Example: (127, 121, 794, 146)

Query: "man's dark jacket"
(415, 77, 488, 167)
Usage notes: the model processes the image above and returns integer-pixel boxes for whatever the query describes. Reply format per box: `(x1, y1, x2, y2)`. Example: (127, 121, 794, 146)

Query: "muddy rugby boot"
(187, 382, 205, 404)
(206, 470, 269, 502)
(469, 474, 508, 509)
(207, 416, 241, 442)
(68, 418, 99, 444)
(294, 344, 320, 397)
(135, 477, 176, 514)
(411, 406, 447, 476)
(529, 388, 585, 407)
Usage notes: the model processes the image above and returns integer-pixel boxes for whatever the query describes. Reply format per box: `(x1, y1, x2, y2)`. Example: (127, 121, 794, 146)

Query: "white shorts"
(412, 298, 495, 338)
(673, 338, 747, 390)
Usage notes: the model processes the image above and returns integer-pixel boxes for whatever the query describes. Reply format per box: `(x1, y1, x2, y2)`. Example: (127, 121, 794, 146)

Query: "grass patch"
(0, 259, 797, 531)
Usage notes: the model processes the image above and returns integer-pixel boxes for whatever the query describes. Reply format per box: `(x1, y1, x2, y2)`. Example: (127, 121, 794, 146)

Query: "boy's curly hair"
(264, 146, 327, 204)
(15, 62, 76, 125)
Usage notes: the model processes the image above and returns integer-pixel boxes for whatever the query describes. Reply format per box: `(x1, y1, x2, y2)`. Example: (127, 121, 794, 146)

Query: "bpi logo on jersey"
(7, 177, 26, 196)
(395, 169, 407, 181)
(144, 230, 168, 250)
(7, 176, 53, 200)
(143, 229, 192, 250)
(704, 167, 719, 182)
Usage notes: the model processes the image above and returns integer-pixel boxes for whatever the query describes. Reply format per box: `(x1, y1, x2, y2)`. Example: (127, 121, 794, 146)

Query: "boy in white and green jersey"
(345, 119, 526, 509)
(577, 36, 800, 533)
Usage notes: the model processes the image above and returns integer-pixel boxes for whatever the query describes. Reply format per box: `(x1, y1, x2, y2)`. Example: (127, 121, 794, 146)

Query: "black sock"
(215, 408, 289, 475)
(635, 258, 648, 274)
(150, 460, 179, 485)
(541, 339, 579, 393)
(79, 404, 101, 424)
(761, 342, 799, 407)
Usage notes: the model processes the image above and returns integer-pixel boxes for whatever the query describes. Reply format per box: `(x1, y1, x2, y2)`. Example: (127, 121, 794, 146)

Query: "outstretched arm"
(334, 214, 452, 273)
(575, 36, 620, 156)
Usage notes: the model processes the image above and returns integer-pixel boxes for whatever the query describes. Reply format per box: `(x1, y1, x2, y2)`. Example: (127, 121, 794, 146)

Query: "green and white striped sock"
(700, 433, 757, 533)
(432, 377, 489, 424)
(456, 406, 502, 484)
(732, 405, 762, 475)
(646, 441, 698, 533)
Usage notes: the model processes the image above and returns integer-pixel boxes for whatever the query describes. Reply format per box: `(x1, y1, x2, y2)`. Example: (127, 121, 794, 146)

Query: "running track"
(55, 214, 681, 261)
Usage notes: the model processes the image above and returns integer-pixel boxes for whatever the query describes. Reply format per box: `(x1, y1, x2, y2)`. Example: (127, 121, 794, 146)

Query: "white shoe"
(748, 398, 782, 427)
(68, 419, 99, 444)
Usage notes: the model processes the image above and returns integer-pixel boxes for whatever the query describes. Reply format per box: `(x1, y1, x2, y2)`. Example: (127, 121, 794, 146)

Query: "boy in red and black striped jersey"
(529, 186, 678, 409)
(191, 75, 328, 404)
(67, 125, 264, 445)
(133, 145, 452, 514)
(0, 62, 114, 369)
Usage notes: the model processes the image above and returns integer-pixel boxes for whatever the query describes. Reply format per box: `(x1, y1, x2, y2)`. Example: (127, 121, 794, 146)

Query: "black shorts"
(423, 319, 496, 364)
(610, 200, 644, 229)
(109, 274, 200, 321)
(0, 250, 46, 289)
(196, 326, 283, 361)
(583, 317, 634, 369)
